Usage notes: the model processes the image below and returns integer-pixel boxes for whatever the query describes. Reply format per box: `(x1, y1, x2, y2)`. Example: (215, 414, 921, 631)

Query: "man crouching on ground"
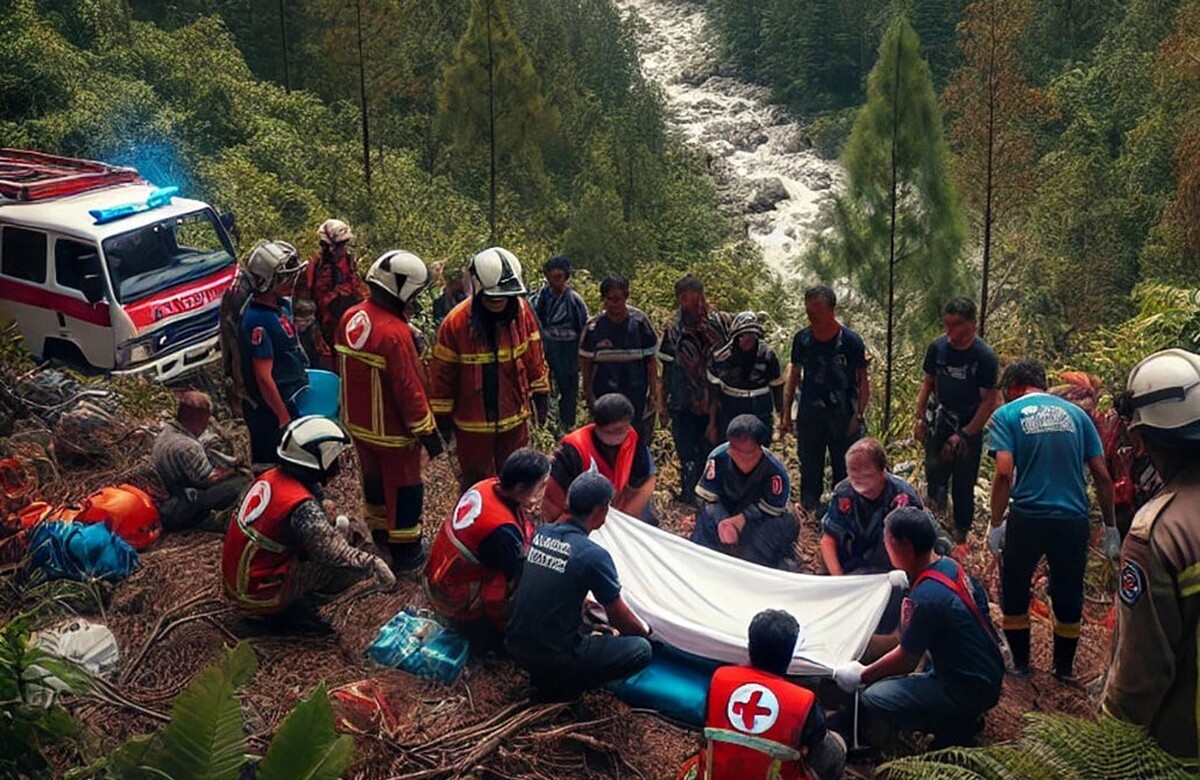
(505, 471, 652, 701)
(220, 416, 395, 633)
(679, 608, 846, 780)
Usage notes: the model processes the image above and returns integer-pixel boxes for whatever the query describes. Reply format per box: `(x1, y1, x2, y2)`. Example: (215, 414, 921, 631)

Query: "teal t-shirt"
(986, 392, 1103, 519)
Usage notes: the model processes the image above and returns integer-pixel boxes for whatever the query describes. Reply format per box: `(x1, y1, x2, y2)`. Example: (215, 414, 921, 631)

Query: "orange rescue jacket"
(423, 478, 533, 628)
(699, 666, 816, 780)
(429, 297, 550, 434)
(220, 469, 311, 614)
(561, 424, 639, 495)
(335, 298, 435, 448)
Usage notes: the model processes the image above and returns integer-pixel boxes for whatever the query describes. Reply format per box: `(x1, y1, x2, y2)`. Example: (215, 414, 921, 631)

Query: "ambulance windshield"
(102, 210, 234, 304)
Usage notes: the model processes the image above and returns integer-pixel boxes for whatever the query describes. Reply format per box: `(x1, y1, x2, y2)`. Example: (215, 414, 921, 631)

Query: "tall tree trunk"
(980, 16, 997, 338)
(278, 0, 291, 94)
(486, 0, 498, 244)
(884, 18, 901, 440)
(355, 0, 372, 192)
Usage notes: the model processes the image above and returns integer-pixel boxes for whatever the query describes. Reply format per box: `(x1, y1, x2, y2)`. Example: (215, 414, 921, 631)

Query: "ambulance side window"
(0, 226, 48, 284)
(54, 238, 98, 293)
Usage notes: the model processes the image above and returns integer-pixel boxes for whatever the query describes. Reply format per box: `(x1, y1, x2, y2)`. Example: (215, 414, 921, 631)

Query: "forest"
(3, 0, 1200, 776)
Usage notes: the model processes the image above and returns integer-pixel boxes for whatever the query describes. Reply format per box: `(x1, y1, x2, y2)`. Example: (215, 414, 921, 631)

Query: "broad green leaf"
(257, 684, 355, 780)
(151, 645, 256, 780)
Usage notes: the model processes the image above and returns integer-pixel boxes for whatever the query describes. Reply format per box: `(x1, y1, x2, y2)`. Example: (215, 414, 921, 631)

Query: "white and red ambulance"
(0, 149, 236, 382)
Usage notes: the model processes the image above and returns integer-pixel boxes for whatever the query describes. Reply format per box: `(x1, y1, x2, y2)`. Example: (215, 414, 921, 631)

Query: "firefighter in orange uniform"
(220, 416, 394, 628)
(429, 247, 551, 488)
(423, 449, 550, 631)
(336, 250, 444, 571)
(678, 610, 846, 780)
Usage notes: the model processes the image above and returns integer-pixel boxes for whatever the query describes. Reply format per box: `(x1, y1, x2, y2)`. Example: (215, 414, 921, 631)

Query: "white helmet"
(468, 246, 526, 297)
(1125, 348, 1200, 433)
(245, 240, 304, 293)
(366, 250, 431, 306)
(317, 218, 354, 247)
(277, 415, 350, 480)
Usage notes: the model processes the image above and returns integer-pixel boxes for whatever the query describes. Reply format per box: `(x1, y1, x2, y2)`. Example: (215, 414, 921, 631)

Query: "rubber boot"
(1004, 628, 1031, 674)
(388, 484, 426, 573)
(1052, 635, 1078, 681)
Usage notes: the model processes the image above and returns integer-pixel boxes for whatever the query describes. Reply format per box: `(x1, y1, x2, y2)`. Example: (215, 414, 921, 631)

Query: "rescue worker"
(336, 250, 444, 571)
(833, 507, 1004, 748)
(580, 274, 660, 446)
(781, 285, 871, 515)
(912, 298, 1001, 543)
(679, 609, 847, 780)
(429, 247, 551, 489)
(707, 311, 784, 442)
(238, 240, 310, 469)
(152, 391, 248, 532)
(220, 416, 395, 629)
(691, 415, 797, 570)
(532, 255, 589, 430)
(300, 218, 368, 360)
(505, 471, 653, 702)
(424, 449, 551, 632)
(986, 359, 1118, 679)
(541, 393, 657, 524)
(1102, 349, 1200, 758)
(658, 275, 731, 505)
(821, 438, 923, 576)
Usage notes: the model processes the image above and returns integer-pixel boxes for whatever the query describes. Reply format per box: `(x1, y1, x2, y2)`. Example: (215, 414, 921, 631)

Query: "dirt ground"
(4, 407, 1112, 779)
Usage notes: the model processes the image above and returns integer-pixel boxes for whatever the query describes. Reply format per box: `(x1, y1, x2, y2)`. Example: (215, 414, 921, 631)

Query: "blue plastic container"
(297, 369, 340, 419)
(366, 609, 469, 685)
(607, 644, 719, 726)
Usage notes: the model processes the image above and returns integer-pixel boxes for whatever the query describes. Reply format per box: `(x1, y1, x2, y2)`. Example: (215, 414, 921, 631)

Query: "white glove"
(371, 557, 397, 590)
(1102, 526, 1121, 561)
(987, 522, 1006, 557)
(833, 661, 865, 693)
(887, 570, 909, 589)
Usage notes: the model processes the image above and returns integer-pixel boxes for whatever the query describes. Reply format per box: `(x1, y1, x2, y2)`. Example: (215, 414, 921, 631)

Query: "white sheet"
(591, 508, 903, 676)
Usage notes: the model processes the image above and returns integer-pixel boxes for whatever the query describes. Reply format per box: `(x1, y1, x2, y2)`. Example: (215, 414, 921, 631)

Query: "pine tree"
(435, 0, 560, 240)
(809, 15, 967, 437)
(943, 0, 1053, 336)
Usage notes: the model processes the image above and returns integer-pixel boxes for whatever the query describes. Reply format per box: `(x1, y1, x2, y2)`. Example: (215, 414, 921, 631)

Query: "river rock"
(746, 178, 789, 213)
(802, 169, 833, 191)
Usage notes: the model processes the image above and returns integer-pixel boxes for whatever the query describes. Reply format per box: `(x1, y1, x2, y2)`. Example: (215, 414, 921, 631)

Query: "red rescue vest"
(423, 478, 532, 629)
(220, 469, 312, 615)
(699, 666, 815, 780)
(561, 424, 639, 495)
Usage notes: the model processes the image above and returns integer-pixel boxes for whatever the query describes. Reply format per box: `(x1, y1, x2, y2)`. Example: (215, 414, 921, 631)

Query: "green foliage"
(85, 642, 353, 780)
(257, 683, 355, 780)
(0, 612, 83, 778)
(809, 15, 967, 342)
(877, 712, 1198, 779)
(435, 0, 561, 212)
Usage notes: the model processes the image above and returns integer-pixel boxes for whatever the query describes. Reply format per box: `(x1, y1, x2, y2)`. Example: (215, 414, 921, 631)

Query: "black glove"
(533, 394, 549, 427)
(436, 415, 455, 444)
(421, 431, 445, 460)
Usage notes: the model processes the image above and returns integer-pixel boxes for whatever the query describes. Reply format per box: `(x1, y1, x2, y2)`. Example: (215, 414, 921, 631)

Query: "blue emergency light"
(89, 186, 180, 225)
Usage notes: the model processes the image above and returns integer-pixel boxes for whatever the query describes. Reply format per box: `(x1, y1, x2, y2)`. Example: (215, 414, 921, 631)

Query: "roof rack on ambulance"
(0, 148, 145, 203)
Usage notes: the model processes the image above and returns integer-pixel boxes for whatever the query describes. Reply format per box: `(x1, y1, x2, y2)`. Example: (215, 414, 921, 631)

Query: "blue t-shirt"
(789, 325, 869, 416)
(695, 442, 790, 521)
(987, 392, 1103, 519)
(239, 298, 309, 403)
(822, 474, 923, 572)
(505, 520, 621, 655)
(900, 557, 1004, 696)
(533, 285, 589, 342)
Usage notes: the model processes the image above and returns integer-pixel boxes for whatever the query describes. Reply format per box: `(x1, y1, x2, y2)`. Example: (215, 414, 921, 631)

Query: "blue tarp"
(607, 644, 720, 727)
(27, 522, 139, 583)
(367, 609, 469, 685)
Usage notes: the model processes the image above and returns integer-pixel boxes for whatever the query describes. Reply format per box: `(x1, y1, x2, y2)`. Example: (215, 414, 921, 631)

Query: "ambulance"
(0, 149, 236, 382)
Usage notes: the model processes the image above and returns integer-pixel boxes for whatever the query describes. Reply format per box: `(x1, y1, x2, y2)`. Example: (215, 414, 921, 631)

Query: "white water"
(615, 0, 844, 282)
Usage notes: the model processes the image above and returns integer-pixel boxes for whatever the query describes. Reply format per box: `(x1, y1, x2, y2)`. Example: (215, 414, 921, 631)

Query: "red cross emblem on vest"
(726, 683, 779, 735)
